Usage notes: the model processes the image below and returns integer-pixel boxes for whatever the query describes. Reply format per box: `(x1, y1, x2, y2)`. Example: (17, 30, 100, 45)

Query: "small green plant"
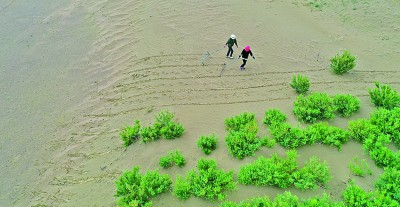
(270, 123, 307, 149)
(370, 107, 400, 147)
(290, 74, 310, 94)
(368, 82, 400, 109)
(348, 119, 380, 143)
(375, 167, 400, 204)
(225, 112, 257, 132)
(263, 109, 287, 127)
(115, 166, 171, 207)
(260, 135, 275, 148)
(330, 50, 356, 74)
(305, 122, 349, 150)
(363, 134, 395, 167)
(293, 92, 335, 123)
(159, 156, 173, 169)
(197, 134, 218, 155)
(333, 94, 360, 117)
(349, 156, 372, 177)
(119, 120, 141, 147)
(141, 125, 160, 143)
(141, 110, 185, 143)
(292, 157, 331, 190)
(174, 159, 236, 201)
(171, 150, 186, 167)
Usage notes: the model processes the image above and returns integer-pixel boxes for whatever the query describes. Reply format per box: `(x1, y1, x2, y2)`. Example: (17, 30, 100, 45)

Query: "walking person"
(238, 46, 255, 70)
(225, 34, 238, 59)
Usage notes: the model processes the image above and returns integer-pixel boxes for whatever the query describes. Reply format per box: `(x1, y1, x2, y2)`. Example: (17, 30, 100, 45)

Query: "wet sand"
(1, 0, 399, 206)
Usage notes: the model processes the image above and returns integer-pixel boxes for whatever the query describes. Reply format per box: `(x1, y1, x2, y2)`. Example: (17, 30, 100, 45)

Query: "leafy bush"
(197, 134, 218, 155)
(333, 94, 360, 117)
(363, 134, 395, 167)
(225, 112, 261, 159)
(330, 50, 356, 74)
(238, 150, 297, 188)
(174, 159, 236, 201)
(292, 157, 331, 190)
(119, 120, 141, 147)
(263, 109, 287, 127)
(370, 107, 400, 147)
(115, 167, 171, 207)
(171, 150, 186, 167)
(375, 167, 400, 203)
(159, 156, 173, 169)
(260, 135, 275, 148)
(305, 122, 349, 150)
(349, 156, 372, 177)
(348, 119, 380, 143)
(290, 74, 310, 94)
(270, 123, 308, 149)
(293, 93, 335, 123)
(368, 82, 400, 109)
(141, 125, 161, 143)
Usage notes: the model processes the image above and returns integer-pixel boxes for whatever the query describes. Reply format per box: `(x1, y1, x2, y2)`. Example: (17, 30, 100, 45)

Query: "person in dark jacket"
(225, 34, 238, 59)
(238, 45, 255, 70)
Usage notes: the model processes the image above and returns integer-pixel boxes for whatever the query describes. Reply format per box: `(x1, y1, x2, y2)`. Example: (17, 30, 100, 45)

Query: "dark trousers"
(240, 59, 247, 68)
(226, 46, 233, 57)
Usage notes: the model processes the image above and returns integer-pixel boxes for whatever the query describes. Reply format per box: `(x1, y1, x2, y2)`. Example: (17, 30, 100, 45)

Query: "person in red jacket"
(238, 46, 255, 70)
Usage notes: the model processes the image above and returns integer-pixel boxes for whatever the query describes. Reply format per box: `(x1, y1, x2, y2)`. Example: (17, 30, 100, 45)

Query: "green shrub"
(159, 156, 173, 169)
(363, 134, 395, 167)
(119, 120, 141, 147)
(305, 122, 349, 150)
(271, 123, 308, 149)
(225, 112, 257, 132)
(175, 159, 236, 201)
(141, 110, 185, 143)
(349, 156, 372, 177)
(197, 134, 218, 155)
(370, 108, 400, 147)
(333, 94, 360, 117)
(293, 93, 335, 123)
(115, 167, 171, 207)
(290, 74, 310, 94)
(263, 109, 287, 127)
(171, 150, 186, 167)
(260, 135, 275, 148)
(141, 125, 161, 143)
(348, 119, 380, 143)
(292, 157, 331, 190)
(238, 150, 297, 188)
(330, 50, 356, 74)
(375, 167, 400, 203)
(368, 82, 400, 109)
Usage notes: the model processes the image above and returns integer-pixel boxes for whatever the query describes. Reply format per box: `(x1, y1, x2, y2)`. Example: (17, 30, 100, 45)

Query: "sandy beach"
(1, 0, 399, 206)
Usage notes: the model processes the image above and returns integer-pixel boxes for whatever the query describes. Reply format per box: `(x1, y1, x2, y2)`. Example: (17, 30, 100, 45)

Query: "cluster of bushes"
(173, 159, 236, 201)
(159, 150, 186, 168)
(238, 150, 331, 190)
(368, 82, 400, 110)
(375, 167, 400, 204)
(220, 191, 342, 207)
(119, 110, 185, 146)
(265, 109, 349, 150)
(343, 180, 399, 206)
(293, 92, 360, 123)
(197, 134, 218, 155)
(114, 167, 171, 207)
(224, 112, 262, 159)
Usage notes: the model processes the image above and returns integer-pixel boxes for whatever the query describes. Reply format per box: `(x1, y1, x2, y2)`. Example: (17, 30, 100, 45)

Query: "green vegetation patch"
(370, 107, 400, 147)
(159, 149, 186, 168)
(142, 110, 185, 143)
(292, 157, 331, 190)
(330, 50, 356, 75)
(197, 134, 218, 155)
(349, 156, 372, 177)
(368, 82, 400, 110)
(224, 112, 262, 159)
(119, 120, 141, 147)
(290, 74, 310, 94)
(173, 159, 236, 201)
(293, 92, 335, 123)
(115, 167, 172, 207)
(375, 167, 400, 204)
(333, 94, 361, 117)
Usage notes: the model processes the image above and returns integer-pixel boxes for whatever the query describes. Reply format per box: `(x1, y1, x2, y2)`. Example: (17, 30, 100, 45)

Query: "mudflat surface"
(1, 0, 399, 206)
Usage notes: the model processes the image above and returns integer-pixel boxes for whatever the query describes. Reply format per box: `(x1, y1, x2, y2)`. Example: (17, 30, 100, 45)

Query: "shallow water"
(1, 0, 399, 206)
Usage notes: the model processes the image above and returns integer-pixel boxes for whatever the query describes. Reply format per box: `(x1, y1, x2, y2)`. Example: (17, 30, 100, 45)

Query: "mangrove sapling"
(348, 119, 380, 143)
(197, 134, 218, 155)
(115, 166, 172, 207)
(332, 94, 360, 117)
(171, 150, 186, 167)
(305, 122, 349, 150)
(370, 107, 400, 147)
(349, 156, 372, 177)
(368, 82, 400, 109)
(159, 121, 185, 139)
(292, 157, 331, 190)
(175, 159, 236, 201)
(375, 167, 400, 204)
(260, 135, 275, 148)
(238, 150, 298, 188)
(174, 176, 191, 200)
(141, 125, 161, 143)
(290, 74, 310, 94)
(363, 134, 395, 167)
(263, 109, 287, 128)
(225, 129, 262, 159)
(119, 120, 141, 147)
(293, 92, 335, 123)
(330, 50, 356, 74)
(270, 123, 307, 149)
(225, 112, 257, 132)
(159, 155, 173, 169)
